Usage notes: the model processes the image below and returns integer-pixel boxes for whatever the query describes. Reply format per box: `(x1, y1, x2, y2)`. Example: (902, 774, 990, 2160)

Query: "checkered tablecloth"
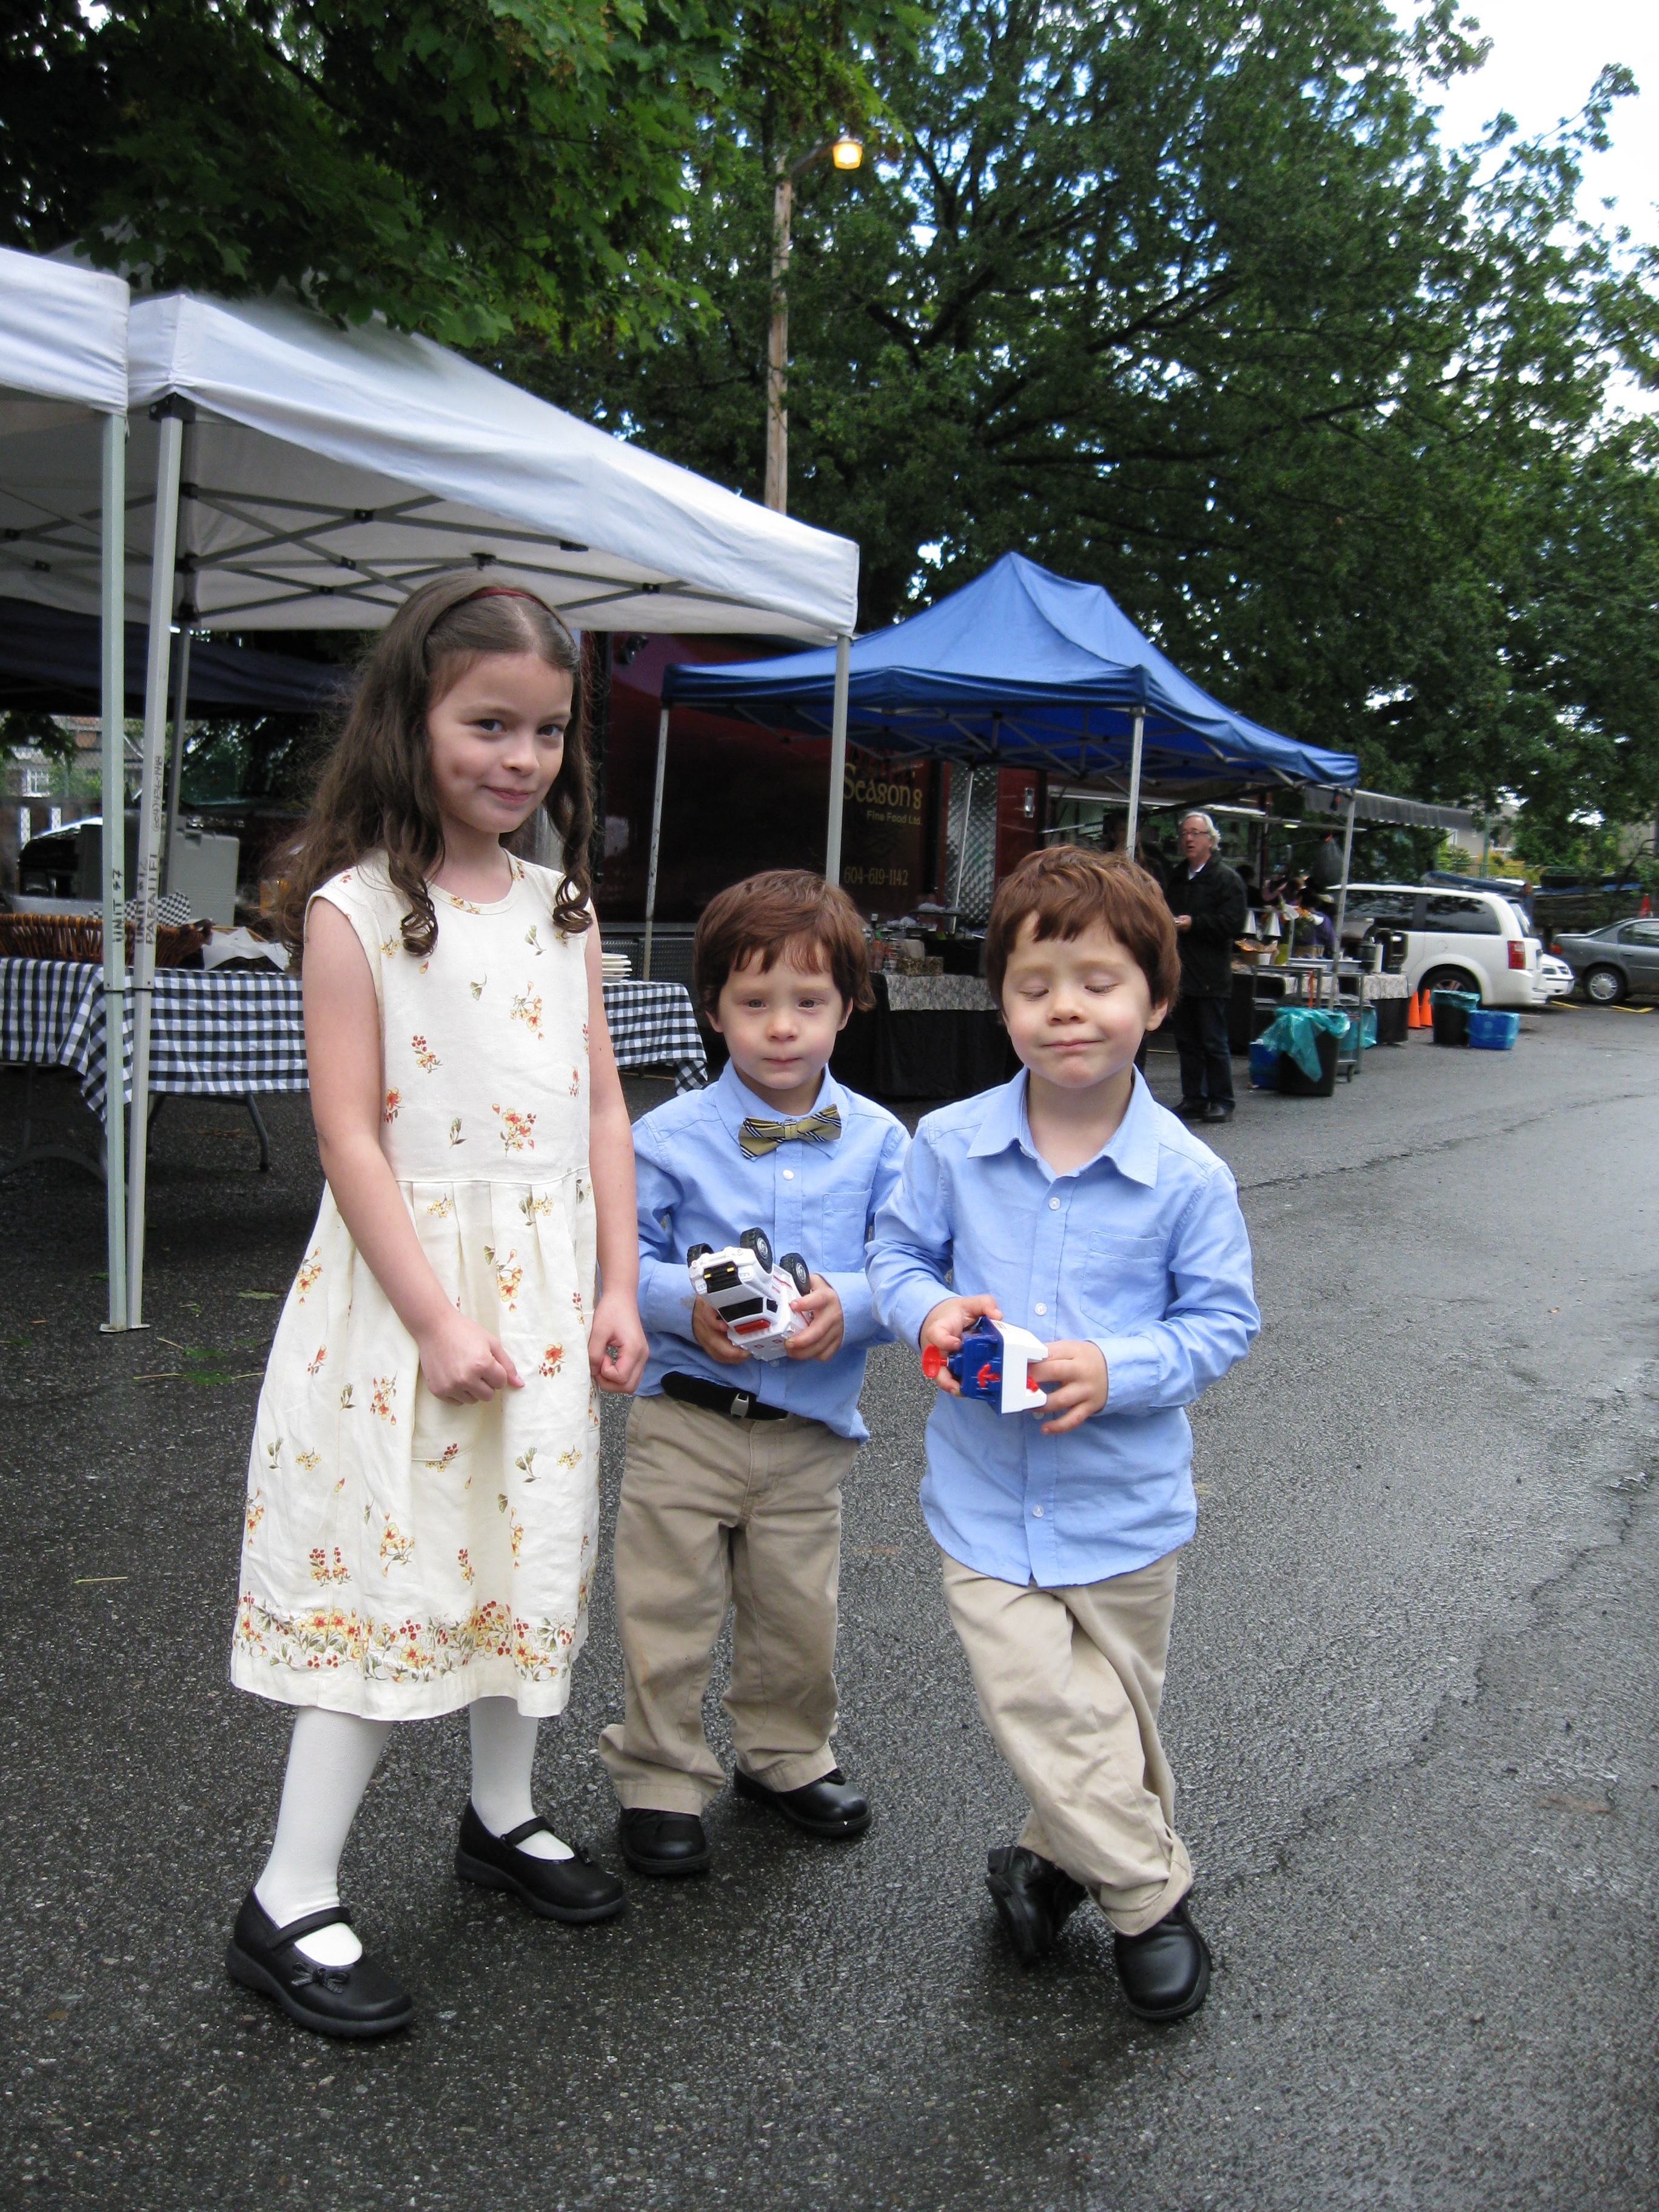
(600, 978, 707, 1091)
(0, 961, 706, 1114)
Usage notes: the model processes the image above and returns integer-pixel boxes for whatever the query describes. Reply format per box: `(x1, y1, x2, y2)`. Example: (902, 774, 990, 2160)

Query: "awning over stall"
(0, 265, 862, 1332)
(663, 552, 1359, 792)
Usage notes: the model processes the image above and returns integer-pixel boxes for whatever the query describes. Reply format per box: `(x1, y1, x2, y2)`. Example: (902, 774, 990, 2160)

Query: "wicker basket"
(0, 914, 212, 966)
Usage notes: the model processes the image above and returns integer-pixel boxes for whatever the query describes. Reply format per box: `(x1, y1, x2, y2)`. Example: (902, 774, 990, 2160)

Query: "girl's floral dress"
(232, 854, 599, 1720)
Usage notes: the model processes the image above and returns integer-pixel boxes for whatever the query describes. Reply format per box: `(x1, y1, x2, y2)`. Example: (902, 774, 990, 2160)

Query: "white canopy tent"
(0, 249, 131, 1328)
(0, 280, 858, 1328)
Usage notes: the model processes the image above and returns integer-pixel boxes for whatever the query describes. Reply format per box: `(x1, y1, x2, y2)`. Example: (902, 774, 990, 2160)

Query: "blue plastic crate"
(1248, 1039, 1280, 1089)
(1467, 1008, 1520, 1051)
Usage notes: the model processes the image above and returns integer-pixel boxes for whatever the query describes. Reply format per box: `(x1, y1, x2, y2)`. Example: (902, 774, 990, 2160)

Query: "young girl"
(226, 577, 648, 2039)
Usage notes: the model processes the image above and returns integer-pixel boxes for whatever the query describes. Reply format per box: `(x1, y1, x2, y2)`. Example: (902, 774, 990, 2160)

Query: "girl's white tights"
(255, 1698, 571, 1969)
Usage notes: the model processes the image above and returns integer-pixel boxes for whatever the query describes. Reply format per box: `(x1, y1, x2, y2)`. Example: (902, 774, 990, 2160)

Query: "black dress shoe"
(733, 1765, 871, 1838)
(617, 1806, 711, 1877)
(1113, 1897, 1212, 2021)
(984, 1845, 1088, 1965)
(1201, 1100, 1235, 1124)
(1175, 1098, 1208, 1121)
(455, 1802, 625, 1923)
(226, 1893, 414, 2040)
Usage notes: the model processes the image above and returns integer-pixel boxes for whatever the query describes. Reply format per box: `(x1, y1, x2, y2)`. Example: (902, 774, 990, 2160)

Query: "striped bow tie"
(739, 1104, 842, 1160)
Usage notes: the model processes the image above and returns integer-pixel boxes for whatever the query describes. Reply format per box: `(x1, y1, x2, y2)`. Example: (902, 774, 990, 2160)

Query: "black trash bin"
(1430, 988, 1480, 1047)
(1275, 1026, 1339, 1097)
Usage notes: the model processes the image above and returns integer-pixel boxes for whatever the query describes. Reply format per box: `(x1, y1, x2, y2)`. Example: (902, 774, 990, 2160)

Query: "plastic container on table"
(1467, 1008, 1520, 1051)
(1248, 1039, 1281, 1090)
(1430, 988, 1480, 1047)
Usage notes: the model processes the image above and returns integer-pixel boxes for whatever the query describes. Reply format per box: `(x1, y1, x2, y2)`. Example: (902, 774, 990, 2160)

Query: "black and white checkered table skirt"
(0, 961, 706, 1113)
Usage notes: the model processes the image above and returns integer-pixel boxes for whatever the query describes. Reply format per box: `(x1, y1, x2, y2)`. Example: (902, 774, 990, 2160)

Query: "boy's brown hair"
(985, 846, 1181, 1012)
(693, 870, 876, 1016)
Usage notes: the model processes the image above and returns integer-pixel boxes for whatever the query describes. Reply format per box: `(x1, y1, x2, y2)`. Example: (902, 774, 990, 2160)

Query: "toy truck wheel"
(686, 1244, 712, 1265)
(739, 1227, 773, 1273)
(779, 1252, 812, 1296)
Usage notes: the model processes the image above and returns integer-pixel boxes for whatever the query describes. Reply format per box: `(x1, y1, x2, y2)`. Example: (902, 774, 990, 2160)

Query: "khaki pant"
(940, 1545, 1193, 1936)
(599, 1392, 856, 1812)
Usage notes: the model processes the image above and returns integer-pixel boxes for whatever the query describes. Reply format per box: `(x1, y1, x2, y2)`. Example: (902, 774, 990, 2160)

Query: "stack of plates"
(600, 951, 632, 980)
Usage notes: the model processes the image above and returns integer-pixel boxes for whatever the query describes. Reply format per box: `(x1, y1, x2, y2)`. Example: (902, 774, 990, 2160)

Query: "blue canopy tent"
(655, 552, 1359, 962)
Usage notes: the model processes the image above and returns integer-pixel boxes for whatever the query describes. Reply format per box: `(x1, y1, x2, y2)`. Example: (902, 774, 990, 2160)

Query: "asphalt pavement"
(2, 1004, 1655, 2209)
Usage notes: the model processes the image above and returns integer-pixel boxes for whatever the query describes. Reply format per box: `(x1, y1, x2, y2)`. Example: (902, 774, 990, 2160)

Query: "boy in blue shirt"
(868, 847, 1259, 2020)
(600, 871, 907, 1877)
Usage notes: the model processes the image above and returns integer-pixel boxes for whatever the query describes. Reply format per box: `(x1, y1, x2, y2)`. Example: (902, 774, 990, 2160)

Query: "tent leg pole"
(127, 410, 184, 1330)
(642, 705, 669, 982)
(1335, 789, 1358, 1076)
(99, 410, 129, 1334)
(161, 628, 192, 897)
(950, 769, 974, 913)
(825, 634, 850, 884)
(1124, 711, 1145, 850)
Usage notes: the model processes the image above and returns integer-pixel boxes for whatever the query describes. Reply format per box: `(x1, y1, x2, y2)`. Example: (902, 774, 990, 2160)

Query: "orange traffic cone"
(1407, 989, 1422, 1030)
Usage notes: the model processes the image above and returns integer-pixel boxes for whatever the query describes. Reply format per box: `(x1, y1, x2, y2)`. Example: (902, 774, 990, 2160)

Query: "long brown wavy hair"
(282, 576, 592, 963)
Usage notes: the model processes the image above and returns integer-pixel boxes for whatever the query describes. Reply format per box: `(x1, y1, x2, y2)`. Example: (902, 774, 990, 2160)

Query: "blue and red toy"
(920, 1315, 1048, 1414)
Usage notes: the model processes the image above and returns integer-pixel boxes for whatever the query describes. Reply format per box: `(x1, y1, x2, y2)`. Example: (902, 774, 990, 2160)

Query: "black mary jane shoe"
(617, 1807, 711, 1877)
(733, 1765, 871, 1839)
(225, 1893, 414, 2040)
(984, 1845, 1088, 1966)
(1113, 1897, 1212, 2022)
(454, 1802, 625, 1923)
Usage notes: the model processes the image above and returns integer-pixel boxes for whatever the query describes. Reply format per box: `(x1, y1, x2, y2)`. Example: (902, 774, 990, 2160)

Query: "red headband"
(463, 585, 543, 604)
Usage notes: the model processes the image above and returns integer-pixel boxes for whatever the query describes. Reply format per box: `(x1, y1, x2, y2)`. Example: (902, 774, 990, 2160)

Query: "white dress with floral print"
(232, 854, 599, 1720)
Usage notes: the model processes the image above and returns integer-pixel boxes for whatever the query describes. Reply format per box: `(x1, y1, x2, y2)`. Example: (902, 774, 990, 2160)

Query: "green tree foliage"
(542, 0, 1659, 835)
(2, 0, 748, 346)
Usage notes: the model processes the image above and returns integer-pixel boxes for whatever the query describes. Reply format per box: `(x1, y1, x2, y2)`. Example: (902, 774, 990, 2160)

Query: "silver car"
(1551, 917, 1659, 1004)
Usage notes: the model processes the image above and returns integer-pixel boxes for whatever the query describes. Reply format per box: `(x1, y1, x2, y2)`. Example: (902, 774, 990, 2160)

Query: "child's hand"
(418, 1310, 523, 1404)
(918, 1293, 1003, 1396)
(691, 1295, 751, 1367)
(1030, 1341, 1108, 1433)
(589, 1289, 648, 1395)
(786, 1275, 844, 1362)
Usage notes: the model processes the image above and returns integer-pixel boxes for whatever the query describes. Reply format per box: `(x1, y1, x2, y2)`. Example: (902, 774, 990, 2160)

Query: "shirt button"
(1048, 1197, 1060, 1210)
(1032, 1505, 1044, 1517)
(1034, 1302, 1047, 1316)
(782, 1168, 794, 1180)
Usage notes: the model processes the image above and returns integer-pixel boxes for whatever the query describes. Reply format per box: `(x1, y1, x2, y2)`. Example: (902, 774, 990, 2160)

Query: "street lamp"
(765, 135, 863, 515)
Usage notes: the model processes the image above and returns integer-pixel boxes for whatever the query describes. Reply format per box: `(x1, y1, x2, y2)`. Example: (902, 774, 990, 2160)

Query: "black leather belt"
(662, 1371, 789, 1423)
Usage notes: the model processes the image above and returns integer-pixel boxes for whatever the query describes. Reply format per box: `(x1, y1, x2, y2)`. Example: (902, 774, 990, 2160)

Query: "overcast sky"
(1405, 0, 1658, 250)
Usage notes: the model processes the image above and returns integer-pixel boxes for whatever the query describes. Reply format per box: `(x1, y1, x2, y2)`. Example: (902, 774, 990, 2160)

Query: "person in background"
(1163, 811, 1247, 1125)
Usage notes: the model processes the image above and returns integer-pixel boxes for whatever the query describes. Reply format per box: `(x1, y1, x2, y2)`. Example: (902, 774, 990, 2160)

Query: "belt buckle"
(729, 1391, 752, 1421)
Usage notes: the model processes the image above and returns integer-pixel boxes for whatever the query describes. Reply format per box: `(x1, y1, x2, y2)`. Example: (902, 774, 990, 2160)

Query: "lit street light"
(765, 135, 863, 515)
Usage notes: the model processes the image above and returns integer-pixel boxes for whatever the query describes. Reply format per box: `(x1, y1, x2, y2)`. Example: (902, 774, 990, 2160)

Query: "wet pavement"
(2, 1006, 1655, 2208)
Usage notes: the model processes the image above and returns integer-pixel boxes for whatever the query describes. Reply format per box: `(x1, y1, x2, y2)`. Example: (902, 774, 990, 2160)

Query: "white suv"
(1337, 883, 1541, 1009)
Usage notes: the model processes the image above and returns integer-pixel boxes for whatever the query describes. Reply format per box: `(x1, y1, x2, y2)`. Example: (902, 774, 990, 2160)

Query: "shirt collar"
(965, 1065, 1160, 1187)
(712, 1057, 840, 1144)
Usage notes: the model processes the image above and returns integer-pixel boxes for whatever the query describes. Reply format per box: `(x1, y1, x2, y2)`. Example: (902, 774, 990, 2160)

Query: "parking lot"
(3, 1005, 1656, 2210)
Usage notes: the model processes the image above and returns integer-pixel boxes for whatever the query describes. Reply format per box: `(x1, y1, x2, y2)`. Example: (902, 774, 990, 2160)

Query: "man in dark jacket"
(1164, 811, 1247, 1123)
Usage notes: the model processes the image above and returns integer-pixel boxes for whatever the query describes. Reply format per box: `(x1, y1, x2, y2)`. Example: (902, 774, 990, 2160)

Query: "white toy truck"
(686, 1229, 813, 1362)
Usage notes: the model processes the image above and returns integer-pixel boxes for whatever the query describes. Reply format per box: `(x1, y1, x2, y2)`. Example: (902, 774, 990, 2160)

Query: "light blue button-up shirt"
(867, 1068, 1259, 1585)
(634, 1061, 910, 1441)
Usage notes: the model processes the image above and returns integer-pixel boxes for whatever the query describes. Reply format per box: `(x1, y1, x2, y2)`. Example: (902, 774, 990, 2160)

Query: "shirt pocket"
(816, 1191, 872, 1273)
(1075, 1230, 1171, 1336)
